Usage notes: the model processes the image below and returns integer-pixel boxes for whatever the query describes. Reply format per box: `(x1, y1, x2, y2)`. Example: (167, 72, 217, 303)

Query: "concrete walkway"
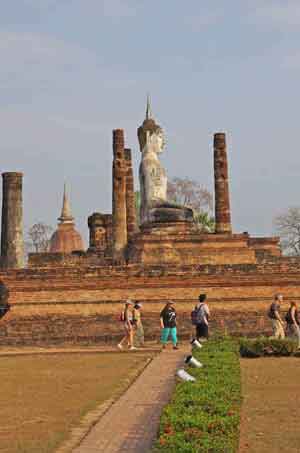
(73, 347, 188, 453)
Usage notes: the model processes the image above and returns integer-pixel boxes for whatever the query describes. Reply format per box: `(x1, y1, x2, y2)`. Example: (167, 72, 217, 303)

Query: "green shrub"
(153, 339, 241, 453)
(239, 337, 298, 358)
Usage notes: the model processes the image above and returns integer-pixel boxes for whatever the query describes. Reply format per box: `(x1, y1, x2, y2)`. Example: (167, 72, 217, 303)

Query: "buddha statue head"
(137, 96, 165, 153)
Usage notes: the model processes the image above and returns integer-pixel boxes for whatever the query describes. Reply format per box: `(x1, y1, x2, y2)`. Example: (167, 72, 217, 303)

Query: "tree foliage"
(167, 177, 215, 232)
(167, 177, 213, 212)
(273, 207, 300, 256)
(27, 222, 54, 253)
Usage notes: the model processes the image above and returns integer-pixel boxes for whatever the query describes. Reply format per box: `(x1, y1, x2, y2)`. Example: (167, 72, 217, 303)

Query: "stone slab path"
(73, 347, 188, 453)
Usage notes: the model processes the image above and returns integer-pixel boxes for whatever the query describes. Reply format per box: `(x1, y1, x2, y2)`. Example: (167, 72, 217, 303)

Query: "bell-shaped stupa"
(50, 184, 84, 253)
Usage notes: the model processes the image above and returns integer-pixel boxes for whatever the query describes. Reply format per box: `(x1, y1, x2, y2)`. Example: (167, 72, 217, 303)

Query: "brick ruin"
(0, 105, 299, 345)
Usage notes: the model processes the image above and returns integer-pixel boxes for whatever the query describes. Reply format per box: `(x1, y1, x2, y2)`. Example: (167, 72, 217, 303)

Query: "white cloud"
(252, 1, 300, 28)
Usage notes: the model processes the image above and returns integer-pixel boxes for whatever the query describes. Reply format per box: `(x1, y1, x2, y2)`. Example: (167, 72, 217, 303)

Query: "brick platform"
(1, 259, 300, 345)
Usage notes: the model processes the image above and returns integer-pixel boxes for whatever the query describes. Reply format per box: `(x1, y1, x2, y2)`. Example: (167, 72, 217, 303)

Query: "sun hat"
(125, 299, 134, 305)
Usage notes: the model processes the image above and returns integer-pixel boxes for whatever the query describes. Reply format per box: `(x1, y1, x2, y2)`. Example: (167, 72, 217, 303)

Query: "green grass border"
(153, 339, 241, 453)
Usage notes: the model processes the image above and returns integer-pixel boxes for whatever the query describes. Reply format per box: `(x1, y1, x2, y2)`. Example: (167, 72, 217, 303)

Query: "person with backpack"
(268, 293, 285, 339)
(191, 294, 210, 340)
(160, 301, 178, 350)
(117, 300, 137, 350)
(285, 301, 300, 348)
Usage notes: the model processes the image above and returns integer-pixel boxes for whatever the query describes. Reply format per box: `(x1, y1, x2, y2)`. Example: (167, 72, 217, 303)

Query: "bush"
(153, 339, 241, 453)
(239, 337, 298, 358)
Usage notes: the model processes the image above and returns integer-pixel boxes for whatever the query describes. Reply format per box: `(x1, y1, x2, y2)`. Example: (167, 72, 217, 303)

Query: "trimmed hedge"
(154, 339, 241, 453)
(239, 337, 299, 357)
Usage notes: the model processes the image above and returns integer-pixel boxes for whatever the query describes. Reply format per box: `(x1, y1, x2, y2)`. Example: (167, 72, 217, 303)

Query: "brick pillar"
(124, 148, 137, 241)
(1, 172, 24, 268)
(214, 133, 232, 234)
(112, 129, 127, 262)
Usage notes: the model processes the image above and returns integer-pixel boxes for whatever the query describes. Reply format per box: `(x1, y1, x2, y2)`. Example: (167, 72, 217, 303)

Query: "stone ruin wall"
(0, 127, 296, 346)
(1, 258, 300, 346)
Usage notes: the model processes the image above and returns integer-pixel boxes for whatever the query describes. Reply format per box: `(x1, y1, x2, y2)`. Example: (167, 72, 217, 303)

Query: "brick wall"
(1, 260, 300, 345)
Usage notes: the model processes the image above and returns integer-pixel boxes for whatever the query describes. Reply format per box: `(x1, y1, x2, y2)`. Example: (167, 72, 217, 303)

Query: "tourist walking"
(160, 301, 178, 349)
(285, 301, 300, 348)
(268, 293, 285, 339)
(133, 303, 144, 347)
(191, 294, 210, 340)
(118, 300, 137, 350)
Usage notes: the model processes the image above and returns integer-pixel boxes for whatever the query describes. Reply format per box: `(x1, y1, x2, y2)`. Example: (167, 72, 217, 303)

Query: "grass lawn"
(154, 339, 241, 453)
(0, 352, 154, 453)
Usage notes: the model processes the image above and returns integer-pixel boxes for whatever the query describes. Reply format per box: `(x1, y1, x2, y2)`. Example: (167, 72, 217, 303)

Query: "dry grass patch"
(240, 357, 300, 453)
(0, 352, 154, 453)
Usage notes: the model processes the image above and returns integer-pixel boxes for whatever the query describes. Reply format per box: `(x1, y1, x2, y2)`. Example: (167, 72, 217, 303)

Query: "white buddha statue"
(138, 98, 194, 225)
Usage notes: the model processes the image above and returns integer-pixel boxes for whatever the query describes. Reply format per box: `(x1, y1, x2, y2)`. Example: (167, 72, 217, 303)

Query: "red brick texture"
(1, 259, 300, 345)
(214, 133, 232, 234)
(112, 129, 127, 263)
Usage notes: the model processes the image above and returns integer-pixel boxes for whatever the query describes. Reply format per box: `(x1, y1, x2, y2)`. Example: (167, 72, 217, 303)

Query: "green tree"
(194, 211, 215, 233)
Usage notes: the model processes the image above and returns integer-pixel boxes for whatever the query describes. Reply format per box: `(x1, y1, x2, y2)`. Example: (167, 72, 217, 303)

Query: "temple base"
(127, 222, 281, 266)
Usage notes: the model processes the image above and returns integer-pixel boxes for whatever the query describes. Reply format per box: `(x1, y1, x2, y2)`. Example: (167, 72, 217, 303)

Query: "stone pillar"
(213, 133, 232, 234)
(124, 148, 137, 241)
(112, 129, 127, 262)
(1, 172, 24, 268)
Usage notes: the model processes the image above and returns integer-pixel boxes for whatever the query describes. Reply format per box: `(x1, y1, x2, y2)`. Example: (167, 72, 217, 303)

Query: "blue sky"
(1, 0, 300, 244)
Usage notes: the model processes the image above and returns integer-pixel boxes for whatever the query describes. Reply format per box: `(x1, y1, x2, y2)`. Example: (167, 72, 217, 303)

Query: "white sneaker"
(130, 346, 138, 350)
(117, 343, 123, 350)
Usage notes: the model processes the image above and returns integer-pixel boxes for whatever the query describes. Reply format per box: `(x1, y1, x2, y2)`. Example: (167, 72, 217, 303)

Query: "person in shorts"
(160, 301, 178, 350)
(193, 294, 210, 340)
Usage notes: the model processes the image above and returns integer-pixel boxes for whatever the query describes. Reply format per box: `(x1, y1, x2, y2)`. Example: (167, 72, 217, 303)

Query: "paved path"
(73, 347, 188, 453)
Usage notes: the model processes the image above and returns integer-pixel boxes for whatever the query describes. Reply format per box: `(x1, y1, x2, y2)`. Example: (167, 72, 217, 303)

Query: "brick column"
(213, 133, 232, 234)
(1, 172, 24, 268)
(112, 129, 127, 262)
(124, 148, 137, 241)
